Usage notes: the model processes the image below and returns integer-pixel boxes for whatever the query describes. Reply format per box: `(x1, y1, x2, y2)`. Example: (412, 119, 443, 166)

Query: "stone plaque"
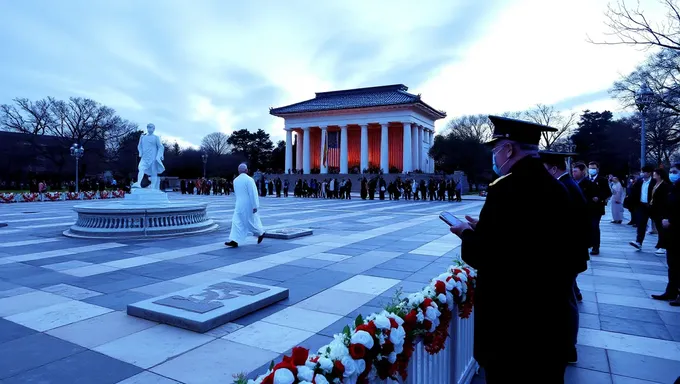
(127, 279, 288, 333)
(263, 228, 313, 240)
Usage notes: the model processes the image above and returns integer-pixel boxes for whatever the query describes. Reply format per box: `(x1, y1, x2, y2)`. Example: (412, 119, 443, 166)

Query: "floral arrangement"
(0, 193, 15, 203)
(100, 190, 110, 199)
(66, 192, 79, 200)
(83, 191, 97, 200)
(21, 192, 38, 202)
(478, 191, 487, 197)
(45, 192, 61, 201)
(112, 189, 125, 198)
(234, 262, 476, 384)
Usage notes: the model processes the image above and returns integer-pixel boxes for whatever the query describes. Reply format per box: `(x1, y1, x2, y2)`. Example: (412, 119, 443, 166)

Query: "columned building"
(270, 84, 446, 174)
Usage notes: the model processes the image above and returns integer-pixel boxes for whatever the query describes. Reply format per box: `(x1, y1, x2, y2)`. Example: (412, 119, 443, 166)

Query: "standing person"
(585, 161, 611, 255)
(572, 163, 601, 255)
(540, 151, 590, 364)
(629, 165, 656, 250)
(654, 163, 680, 305)
(225, 164, 265, 248)
(449, 116, 575, 382)
(650, 168, 671, 255)
(610, 176, 625, 224)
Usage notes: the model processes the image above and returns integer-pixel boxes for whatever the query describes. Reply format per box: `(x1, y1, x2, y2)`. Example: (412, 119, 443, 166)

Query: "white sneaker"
(629, 241, 642, 250)
(656, 248, 666, 255)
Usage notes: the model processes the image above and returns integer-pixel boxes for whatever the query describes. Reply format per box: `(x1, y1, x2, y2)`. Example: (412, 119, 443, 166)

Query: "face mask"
(588, 169, 597, 176)
(492, 147, 510, 176)
(670, 173, 680, 183)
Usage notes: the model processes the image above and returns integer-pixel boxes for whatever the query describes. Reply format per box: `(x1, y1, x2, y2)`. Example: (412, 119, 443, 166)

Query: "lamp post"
(635, 82, 653, 167)
(201, 153, 208, 178)
(70, 143, 85, 193)
(567, 141, 576, 170)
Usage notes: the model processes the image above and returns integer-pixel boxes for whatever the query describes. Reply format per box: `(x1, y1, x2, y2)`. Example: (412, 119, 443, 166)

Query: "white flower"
(437, 293, 447, 303)
(457, 273, 468, 283)
(297, 366, 314, 382)
(299, 382, 313, 384)
(355, 359, 366, 375)
(318, 357, 334, 373)
(378, 333, 386, 344)
(372, 314, 390, 330)
(341, 355, 357, 377)
(305, 356, 318, 369)
(425, 306, 440, 321)
(350, 330, 374, 349)
(446, 292, 455, 311)
(273, 368, 294, 384)
(315, 375, 330, 384)
(389, 326, 406, 347)
(406, 292, 425, 306)
(423, 285, 436, 297)
(387, 313, 404, 326)
(328, 340, 349, 360)
(416, 310, 425, 322)
(388, 352, 398, 364)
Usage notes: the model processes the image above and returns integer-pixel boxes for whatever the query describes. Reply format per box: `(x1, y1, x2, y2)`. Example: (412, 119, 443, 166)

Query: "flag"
(322, 129, 328, 167)
(328, 131, 339, 168)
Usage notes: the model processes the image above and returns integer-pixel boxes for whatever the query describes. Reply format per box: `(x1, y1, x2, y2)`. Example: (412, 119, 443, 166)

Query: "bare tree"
(522, 104, 576, 150)
(0, 98, 54, 135)
(444, 114, 493, 143)
(589, 0, 680, 51)
(200, 132, 231, 156)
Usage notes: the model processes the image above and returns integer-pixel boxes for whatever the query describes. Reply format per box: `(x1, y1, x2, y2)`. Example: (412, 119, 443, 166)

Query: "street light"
(70, 143, 85, 193)
(201, 153, 208, 178)
(635, 82, 653, 167)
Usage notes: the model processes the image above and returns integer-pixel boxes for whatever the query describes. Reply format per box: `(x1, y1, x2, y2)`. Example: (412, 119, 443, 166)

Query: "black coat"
(629, 177, 656, 208)
(460, 156, 577, 366)
(668, 182, 680, 247)
(559, 174, 590, 272)
(650, 181, 671, 218)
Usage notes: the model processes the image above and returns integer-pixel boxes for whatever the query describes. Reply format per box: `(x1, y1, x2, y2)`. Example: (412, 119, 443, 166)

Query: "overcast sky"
(0, 0, 663, 147)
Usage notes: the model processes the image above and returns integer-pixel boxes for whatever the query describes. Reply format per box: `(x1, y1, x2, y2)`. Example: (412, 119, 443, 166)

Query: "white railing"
(386, 310, 477, 384)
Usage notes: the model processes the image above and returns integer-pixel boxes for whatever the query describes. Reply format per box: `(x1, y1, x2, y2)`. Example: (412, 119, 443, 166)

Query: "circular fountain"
(63, 188, 218, 239)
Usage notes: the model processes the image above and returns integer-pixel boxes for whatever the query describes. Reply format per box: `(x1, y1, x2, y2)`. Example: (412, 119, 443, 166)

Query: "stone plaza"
(0, 194, 679, 383)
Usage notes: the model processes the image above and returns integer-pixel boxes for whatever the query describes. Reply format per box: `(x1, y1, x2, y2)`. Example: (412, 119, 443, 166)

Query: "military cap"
(486, 115, 558, 146)
(538, 151, 578, 167)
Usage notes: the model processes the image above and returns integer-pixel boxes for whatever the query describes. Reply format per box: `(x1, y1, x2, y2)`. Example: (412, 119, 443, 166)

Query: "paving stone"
(565, 366, 612, 384)
(2, 350, 142, 384)
(600, 316, 673, 340)
(88, 276, 163, 294)
(573, 345, 610, 373)
(47, 311, 157, 348)
(41, 283, 102, 299)
(223, 321, 314, 354)
(6, 300, 112, 332)
(598, 303, 664, 324)
(608, 350, 680, 383)
(84, 290, 154, 311)
(611, 375, 665, 383)
(151, 339, 278, 384)
(116, 371, 181, 384)
(363, 267, 412, 280)
(0, 290, 70, 316)
(0, 333, 85, 379)
(247, 264, 316, 282)
(131, 281, 190, 296)
(0, 318, 36, 344)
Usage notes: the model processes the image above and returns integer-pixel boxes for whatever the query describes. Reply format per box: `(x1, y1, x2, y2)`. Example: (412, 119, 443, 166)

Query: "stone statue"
(132, 123, 165, 190)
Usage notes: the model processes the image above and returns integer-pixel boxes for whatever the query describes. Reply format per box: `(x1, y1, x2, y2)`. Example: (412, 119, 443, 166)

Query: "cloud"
(0, 0, 666, 147)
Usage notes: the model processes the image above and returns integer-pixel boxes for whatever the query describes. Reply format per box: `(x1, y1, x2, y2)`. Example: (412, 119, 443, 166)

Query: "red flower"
(389, 317, 399, 329)
(333, 360, 345, 377)
(404, 310, 418, 326)
(291, 346, 309, 366)
(423, 319, 432, 331)
(355, 321, 377, 336)
(261, 373, 274, 384)
(434, 280, 446, 294)
(273, 356, 297, 377)
(349, 343, 367, 359)
(422, 298, 433, 308)
(309, 355, 320, 364)
(382, 339, 394, 355)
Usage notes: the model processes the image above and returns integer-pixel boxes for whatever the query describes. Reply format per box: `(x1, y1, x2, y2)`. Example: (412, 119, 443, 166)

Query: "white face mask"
(588, 169, 597, 177)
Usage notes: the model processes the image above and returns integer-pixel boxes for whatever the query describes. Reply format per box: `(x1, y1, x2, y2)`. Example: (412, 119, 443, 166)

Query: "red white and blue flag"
(326, 131, 339, 168)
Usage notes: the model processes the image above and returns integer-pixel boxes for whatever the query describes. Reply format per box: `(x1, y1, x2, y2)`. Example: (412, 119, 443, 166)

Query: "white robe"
(229, 173, 264, 244)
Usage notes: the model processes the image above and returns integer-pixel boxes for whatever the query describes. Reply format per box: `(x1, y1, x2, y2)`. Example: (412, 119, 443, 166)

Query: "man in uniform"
(540, 151, 590, 364)
(449, 116, 576, 383)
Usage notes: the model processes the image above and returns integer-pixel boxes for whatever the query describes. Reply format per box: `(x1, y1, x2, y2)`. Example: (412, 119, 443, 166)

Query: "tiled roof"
(270, 84, 446, 118)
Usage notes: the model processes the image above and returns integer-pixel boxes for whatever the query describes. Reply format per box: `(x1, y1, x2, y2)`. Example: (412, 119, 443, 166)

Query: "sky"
(0, 0, 665, 148)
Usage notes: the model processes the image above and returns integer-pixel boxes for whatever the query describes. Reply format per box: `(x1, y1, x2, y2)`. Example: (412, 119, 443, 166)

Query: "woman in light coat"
(610, 176, 625, 224)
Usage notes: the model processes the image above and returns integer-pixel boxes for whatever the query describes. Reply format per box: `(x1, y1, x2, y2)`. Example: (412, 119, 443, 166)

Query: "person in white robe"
(609, 177, 625, 224)
(225, 164, 265, 248)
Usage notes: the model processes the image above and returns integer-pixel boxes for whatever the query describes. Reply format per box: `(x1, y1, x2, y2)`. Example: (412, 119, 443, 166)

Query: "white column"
(402, 122, 412, 173)
(285, 129, 293, 173)
(428, 130, 435, 173)
(411, 124, 418, 173)
(303, 127, 311, 174)
(340, 125, 348, 174)
(320, 126, 328, 174)
(417, 125, 424, 171)
(295, 131, 303, 171)
(380, 123, 389, 173)
(360, 124, 369, 173)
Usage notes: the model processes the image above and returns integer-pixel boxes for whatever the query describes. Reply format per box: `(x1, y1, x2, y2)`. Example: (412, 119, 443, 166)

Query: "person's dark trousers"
(665, 245, 680, 296)
(636, 204, 652, 244)
(484, 364, 566, 384)
(653, 217, 668, 249)
(591, 214, 603, 250)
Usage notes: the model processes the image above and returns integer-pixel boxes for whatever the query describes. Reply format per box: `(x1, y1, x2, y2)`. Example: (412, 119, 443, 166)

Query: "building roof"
(269, 84, 446, 119)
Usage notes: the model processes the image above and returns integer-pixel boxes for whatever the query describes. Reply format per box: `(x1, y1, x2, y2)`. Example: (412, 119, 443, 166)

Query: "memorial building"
(270, 84, 446, 174)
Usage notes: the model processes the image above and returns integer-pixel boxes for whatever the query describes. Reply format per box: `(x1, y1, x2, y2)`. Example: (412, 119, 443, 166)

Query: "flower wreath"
(0, 193, 15, 203)
(100, 190, 110, 199)
(234, 262, 476, 384)
(21, 192, 38, 202)
(66, 192, 80, 200)
(112, 190, 125, 198)
(45, 192, 61, 201)
(83, 191, 97, 200)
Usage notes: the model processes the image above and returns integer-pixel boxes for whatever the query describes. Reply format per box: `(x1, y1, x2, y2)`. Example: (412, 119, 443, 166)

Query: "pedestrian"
(448, 116, 575, 383)
(652, 163, 680, 306)
(225, 163, 265, 248)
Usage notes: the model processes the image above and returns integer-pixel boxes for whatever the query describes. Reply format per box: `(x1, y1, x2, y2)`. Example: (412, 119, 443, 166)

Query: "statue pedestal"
(63, 188, 217, 239)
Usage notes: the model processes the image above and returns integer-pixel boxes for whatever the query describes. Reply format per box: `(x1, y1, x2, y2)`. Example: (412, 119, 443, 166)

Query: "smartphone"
(439, 211, 462, 226)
